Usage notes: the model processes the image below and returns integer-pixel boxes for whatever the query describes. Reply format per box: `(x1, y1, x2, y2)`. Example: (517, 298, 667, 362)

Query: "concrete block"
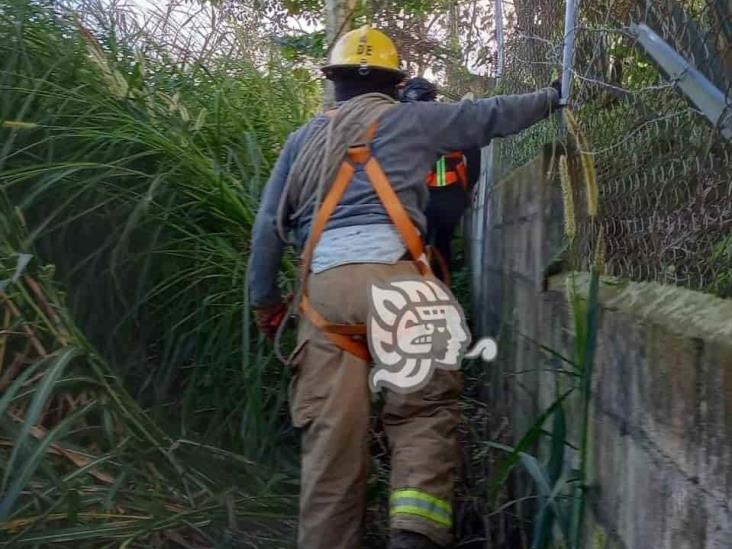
(640, 325, 702, 479)
(667, 482, 708, 549)
(698, 342, 732, 504)
(483, 226, 504, 269)
(621, 441, 672, 548)
(588, 406, 629, 544)
(585, 501, 629, 549)
(522, 217, 539, 280)
(488, 188, 503, 226)
(501, 177, 518, 222)
(479, 270, 503, 337)
(539, 288, 572, 358)
(593, 309, 643, 430)
(504, 221, 521, 274)
(702, 484, 732, 548)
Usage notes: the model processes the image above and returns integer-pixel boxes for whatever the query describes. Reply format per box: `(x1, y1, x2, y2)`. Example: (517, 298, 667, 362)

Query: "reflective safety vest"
(426, 152, 468, 189)
(298, 118, 432, 362)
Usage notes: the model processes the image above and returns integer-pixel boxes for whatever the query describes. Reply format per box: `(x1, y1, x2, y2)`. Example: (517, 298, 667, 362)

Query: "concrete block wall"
(466, 147, 732, 548)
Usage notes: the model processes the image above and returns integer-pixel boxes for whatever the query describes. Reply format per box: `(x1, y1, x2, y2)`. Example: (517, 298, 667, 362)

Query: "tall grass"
(1, 0, 318, 542)
(0, 243, 299, 545)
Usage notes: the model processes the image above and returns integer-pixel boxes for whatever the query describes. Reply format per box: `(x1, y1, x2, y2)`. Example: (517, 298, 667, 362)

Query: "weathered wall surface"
(466, 147, 732, 549)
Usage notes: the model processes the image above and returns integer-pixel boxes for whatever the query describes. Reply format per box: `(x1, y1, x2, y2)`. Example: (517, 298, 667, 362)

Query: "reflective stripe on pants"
(390, 489, 453, 528)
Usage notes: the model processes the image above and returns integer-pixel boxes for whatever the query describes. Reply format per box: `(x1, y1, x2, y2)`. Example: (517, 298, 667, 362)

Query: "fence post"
(468, 0, 507, 332)
(632, 23, 732, 141)
(495, 0, 504, 80)
(561, 0, 579, 105)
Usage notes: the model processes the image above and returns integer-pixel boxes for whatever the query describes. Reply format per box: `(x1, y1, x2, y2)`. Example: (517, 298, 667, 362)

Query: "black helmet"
(399, 77, 438, 102)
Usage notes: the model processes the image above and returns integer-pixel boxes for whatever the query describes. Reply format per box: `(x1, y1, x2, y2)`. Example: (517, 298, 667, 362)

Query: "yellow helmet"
(322, 25, 403, 77)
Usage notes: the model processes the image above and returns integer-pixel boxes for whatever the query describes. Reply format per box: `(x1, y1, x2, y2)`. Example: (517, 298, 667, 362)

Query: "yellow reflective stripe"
(434, 156, 446, 186)
(390, 489, 452, 528)
(390, 505, 452, 528)
(390, 489, 451, 513)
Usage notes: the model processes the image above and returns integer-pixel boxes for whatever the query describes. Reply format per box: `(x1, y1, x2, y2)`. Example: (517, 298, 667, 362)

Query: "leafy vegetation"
(1, 0, 319, 544)
(0, 244, 299, 546)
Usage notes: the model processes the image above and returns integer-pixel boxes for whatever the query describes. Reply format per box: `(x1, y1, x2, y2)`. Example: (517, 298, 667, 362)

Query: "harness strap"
(299, 161, 354, 286)
(298, 119, 430, 361)
(364, 157, 430, 275)
(297, 155, 371, 361)
(300, 295, 370, 361)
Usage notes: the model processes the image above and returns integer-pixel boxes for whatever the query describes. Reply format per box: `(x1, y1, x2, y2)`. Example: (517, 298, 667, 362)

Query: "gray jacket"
(249, 88, 560, 307)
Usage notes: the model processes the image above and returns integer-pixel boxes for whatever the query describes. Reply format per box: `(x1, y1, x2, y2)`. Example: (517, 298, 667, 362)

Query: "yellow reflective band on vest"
(390, 489, 452, 528)
(435, 156, 447, 187)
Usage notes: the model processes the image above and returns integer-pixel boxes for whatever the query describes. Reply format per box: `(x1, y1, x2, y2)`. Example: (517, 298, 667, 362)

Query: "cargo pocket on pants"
(286, 338, 319, 429)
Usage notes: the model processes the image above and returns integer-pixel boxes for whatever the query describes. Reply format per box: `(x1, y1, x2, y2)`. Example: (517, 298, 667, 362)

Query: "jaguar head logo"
(367, 278, 471, 393)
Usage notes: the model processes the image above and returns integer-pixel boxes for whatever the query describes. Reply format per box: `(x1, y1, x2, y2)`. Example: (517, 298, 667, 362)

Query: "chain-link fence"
(492, 0, 731, 297)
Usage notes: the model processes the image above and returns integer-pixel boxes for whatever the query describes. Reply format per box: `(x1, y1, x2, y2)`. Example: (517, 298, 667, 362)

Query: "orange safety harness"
(426, 151, 468, 189)
(298, 119, 432, 361)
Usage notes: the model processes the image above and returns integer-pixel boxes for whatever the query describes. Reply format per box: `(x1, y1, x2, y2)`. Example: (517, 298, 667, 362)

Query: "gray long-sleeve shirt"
(249, 88, 560, 307)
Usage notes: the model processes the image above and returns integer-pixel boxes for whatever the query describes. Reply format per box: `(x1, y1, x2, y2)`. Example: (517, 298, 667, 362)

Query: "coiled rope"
(273, 92, 397, 363)
(276, 92, 396, 241)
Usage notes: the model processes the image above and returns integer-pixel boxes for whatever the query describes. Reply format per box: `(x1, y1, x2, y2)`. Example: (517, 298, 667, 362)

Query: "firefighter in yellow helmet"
(249, 26, 561, 549)
(323, 24, 402, 75)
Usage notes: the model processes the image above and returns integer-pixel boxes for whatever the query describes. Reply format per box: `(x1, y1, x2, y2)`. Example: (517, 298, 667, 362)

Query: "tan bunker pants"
(287, 261, 462, 548)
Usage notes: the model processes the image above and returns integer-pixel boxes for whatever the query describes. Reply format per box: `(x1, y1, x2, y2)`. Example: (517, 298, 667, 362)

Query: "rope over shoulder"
(275, 93, 397, 242)
(293, 116, 432, 362)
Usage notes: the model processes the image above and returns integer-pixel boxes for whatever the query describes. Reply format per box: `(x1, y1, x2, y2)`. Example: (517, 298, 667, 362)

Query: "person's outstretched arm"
(248, 132, 297, 309)
(415, 87, 560, 153)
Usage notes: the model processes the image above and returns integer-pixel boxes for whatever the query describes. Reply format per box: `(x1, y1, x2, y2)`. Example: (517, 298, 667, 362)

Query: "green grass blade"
(0, 401, 94, 520)
(488, 388, 574, 498)
(1, 347, 78, 497)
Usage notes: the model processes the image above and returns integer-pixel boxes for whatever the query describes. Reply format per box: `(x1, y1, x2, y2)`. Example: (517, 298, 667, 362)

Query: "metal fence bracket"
(631, 23, 732, 141)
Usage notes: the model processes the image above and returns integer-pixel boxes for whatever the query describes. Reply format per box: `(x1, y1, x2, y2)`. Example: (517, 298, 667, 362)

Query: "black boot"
(388, 529, 443, 549)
